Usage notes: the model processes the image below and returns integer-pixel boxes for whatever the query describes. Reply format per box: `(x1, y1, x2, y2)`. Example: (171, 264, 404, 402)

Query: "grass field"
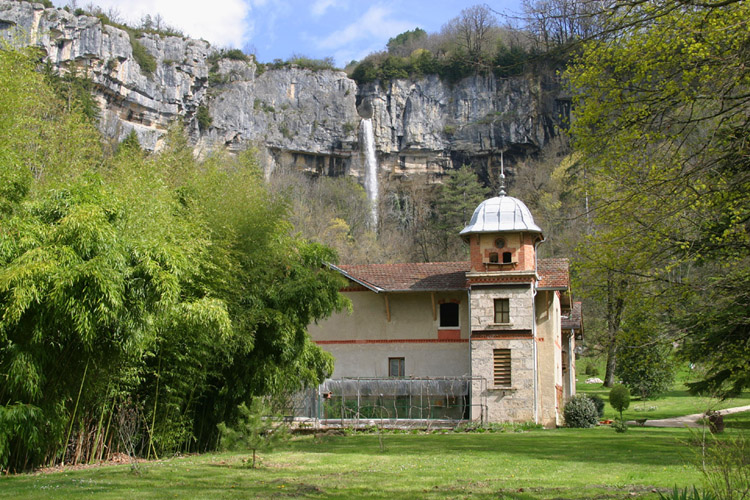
(2, 366, 747, 500)
(577, 381, 750, 422)
(0, 425, 741, 500)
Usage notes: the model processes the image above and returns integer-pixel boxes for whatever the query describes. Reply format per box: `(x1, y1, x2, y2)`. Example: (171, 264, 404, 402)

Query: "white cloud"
(316, 5, 413, 51)
(310, 0, 338, 17)
(62, 0, 252, 48)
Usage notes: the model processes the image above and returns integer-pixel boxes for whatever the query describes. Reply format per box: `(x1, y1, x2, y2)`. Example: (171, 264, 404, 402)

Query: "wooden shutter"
(493, 349, 511, 386)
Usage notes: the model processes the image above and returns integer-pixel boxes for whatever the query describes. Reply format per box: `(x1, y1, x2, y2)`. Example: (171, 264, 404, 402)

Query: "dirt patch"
(35, 453, 143, 474)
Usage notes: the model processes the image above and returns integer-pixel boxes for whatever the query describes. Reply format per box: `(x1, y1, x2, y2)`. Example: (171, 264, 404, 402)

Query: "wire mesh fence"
(285, 377, 487, 427)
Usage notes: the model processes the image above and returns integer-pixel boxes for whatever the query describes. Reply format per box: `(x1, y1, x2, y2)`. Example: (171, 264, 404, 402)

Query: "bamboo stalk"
(100, 395, 116, 461)
(90, 390, 109, 464)
(147, 353, 162, 460)
(63, 359, 89, 465)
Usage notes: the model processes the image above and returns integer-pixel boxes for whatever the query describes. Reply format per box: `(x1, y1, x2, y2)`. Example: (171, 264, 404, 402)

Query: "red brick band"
(315, 338, 468, 345)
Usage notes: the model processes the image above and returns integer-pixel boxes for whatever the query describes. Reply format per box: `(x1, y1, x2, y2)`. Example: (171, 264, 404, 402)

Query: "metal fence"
(286, 377, 488, 427)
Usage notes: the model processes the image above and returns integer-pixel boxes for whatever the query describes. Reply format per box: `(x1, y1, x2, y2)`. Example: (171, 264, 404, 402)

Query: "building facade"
(307, 191, 582, 427)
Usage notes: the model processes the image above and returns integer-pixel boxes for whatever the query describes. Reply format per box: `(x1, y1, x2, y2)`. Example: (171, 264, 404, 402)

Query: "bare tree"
(444, 4, 499, 68)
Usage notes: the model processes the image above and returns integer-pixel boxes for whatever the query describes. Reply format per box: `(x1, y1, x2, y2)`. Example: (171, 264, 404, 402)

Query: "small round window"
(494, 238, 505, 249)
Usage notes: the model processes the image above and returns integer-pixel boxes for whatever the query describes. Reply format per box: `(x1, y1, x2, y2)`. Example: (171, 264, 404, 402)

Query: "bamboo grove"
(0, 48, 348, 472)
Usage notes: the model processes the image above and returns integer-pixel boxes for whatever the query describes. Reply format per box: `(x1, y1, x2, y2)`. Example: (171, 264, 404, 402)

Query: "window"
(493, 349, 511, 386)
(494, 298, 510, 324)
(494, 238, 505, 249)
(489, 252, 499, 263)
(389, 357, 405, 377)
(502, 251, 512, 263)
(439, 302, 459, 327)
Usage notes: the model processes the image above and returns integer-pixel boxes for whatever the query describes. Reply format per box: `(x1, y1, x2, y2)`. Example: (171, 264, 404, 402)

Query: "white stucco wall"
(308, 290, 471, 379)
(323, 343, 470, 378)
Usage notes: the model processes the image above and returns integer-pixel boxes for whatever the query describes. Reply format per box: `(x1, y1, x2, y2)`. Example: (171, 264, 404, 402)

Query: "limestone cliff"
(0, 1, 568, 183)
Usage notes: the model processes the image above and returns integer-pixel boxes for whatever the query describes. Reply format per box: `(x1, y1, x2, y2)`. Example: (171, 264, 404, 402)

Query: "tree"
(386, 28, 428, 57)
(0, 48, 349, 471)
(217, 399, 289, 468)
(615, 308, 675, 400)
(566, 1, 750, 398)
(433, 165, 488, 260)
(609, 384, 630, 422)
(443, 4, 499, 70)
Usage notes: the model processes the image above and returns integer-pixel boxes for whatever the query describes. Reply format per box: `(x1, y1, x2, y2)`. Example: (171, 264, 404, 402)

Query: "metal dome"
(460, 194, 543, 236)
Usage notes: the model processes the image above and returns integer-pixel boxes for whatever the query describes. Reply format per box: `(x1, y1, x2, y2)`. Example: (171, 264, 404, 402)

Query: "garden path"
(627, 405, 750, 428)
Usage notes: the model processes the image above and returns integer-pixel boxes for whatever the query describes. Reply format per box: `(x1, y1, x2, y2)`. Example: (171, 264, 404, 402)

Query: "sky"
(52, 0, 524, 67)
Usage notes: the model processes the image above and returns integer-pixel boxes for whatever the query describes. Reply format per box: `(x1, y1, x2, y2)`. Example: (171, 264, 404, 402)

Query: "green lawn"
(577, 381, 750, 421)
(0, 427, 711, 499)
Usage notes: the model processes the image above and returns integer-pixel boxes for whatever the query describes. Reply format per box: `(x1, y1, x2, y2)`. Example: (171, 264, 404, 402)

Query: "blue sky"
(52, 1, 524, 67)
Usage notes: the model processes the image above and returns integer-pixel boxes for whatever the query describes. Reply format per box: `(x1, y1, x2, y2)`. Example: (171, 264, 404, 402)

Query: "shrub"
(563, 395, 599, 428)
(657, 486, 715, 500)
(217, 399, 289, 468)
(129, 34, 156, 77)
(196, 105, 211, 131)
(609, 384, 631, 420)
(588, 394, 605, 418)
(612, 419, 628, 433)
(689, 431, 750, 500)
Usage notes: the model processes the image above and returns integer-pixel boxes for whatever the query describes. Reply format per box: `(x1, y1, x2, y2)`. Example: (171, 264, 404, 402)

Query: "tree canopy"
(0, 48, 348, 472)
(567, 0, 750, 397)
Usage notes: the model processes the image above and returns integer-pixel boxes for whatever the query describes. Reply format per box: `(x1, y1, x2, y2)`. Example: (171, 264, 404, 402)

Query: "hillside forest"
(0, 0, 749, 473)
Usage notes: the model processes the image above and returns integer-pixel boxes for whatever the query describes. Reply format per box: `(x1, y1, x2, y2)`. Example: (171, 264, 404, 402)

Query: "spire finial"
(499, 150, 507, 197)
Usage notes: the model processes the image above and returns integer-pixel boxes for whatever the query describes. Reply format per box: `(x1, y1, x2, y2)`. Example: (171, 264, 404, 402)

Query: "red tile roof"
(333, 258, 570, 292)
(537, 258, 570, 289)
(334, 262, 470, 292)
(562, 301, 583, 332)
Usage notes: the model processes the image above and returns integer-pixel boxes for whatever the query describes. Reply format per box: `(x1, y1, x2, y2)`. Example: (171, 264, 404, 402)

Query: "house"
(307, 187, 582, 427)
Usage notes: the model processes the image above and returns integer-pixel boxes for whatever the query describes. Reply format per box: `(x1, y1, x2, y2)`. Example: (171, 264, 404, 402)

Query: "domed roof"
(460, 194, 543, 236)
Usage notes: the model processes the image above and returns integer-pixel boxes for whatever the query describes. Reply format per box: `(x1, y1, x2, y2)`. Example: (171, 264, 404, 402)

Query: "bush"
(196, 105, 211, 131)
(129, 34, 156, 76)
(584, 362, 599, 376)
(588, 394, 605, 418)
(609, 384, 631, 420)
(563, 395, 599, 428)
(612, 419, 628, 433)
(657, 486, 715, 500)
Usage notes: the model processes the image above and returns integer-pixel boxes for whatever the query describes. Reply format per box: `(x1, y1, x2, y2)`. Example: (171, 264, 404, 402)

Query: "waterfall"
(360, 118, 379, 229)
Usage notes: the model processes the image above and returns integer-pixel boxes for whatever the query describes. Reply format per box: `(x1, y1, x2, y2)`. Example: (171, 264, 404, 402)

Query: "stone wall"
(470, 338, 535, 422)
(469, 284, 534, 331)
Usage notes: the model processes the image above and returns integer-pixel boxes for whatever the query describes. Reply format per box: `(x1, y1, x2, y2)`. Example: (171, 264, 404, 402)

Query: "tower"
(460, 171, 556, 425)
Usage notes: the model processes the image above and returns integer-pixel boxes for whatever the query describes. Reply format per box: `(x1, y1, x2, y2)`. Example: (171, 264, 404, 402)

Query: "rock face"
(0, 1, 568, 183)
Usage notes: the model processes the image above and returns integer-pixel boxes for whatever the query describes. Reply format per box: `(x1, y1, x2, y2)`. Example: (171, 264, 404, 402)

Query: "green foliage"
(563, 395, 599, 428)
(616, 310, 675, 400)
(681, 268, 750, 399)
(689, 431, 750, 500)
(588, 394, 605, 419)
(0, 49, 348, 472)
(387, 28, 427, 55)
(658, 486, 715, 500)
(217, 399, 289, 468)
(42, 63, 100, 123)
(129, 34, 157, 76)
(432, 165, 488, 259)
(612, 419, 628, 433)
(609, 385, 631, 421)
(196, 104, 212, 131)
(265, 55, 337, 72)
(566, 2, 750, 398)
(208, 48, 251, 64)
